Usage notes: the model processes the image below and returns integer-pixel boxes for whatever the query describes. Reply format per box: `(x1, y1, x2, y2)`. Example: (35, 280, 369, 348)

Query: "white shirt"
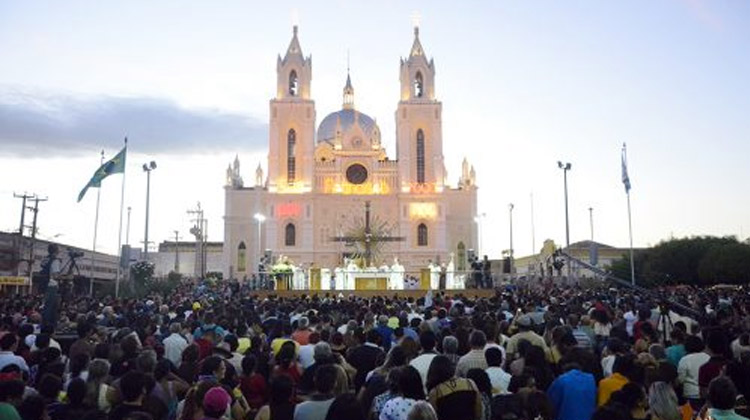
(163, 333, 188, 367)
(678, 352, 710, 399)
(0, 351, 29, 373)
(298, 343, 316, 369)
(409, 353, 437, 392)
(624, 311, 637, 337)
(486, 366, 512, 395)
(601, 355, 616, 377)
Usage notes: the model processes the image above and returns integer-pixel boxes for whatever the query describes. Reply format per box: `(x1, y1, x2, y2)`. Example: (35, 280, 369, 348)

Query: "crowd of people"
(0, 277, 749, 420)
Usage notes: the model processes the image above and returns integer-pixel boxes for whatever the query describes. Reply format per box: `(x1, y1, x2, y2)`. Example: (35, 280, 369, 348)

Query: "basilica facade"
(222, 26, 478, 279)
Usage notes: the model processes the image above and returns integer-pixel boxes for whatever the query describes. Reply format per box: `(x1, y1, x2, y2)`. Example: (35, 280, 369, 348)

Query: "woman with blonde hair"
(407, 401, 437, 420)
(84, 358, 113, 412)
(648, 382, 681, 420)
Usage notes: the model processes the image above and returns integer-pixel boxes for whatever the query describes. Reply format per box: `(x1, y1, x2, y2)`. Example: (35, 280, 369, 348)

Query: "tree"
(608, 236, 750, 287)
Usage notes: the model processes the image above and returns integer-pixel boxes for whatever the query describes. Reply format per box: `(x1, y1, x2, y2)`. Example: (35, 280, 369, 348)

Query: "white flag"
(621, 143, 631, 193)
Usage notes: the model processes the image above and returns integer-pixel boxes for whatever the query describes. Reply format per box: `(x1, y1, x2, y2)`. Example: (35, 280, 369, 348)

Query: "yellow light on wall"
(409, 202, 437, 220)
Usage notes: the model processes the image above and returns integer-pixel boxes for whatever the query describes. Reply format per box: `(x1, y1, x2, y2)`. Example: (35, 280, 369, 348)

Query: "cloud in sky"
(0, 89, 267, 156)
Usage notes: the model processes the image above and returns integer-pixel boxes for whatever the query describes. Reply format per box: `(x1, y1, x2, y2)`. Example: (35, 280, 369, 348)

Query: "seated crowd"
(0, 279, 749, 420)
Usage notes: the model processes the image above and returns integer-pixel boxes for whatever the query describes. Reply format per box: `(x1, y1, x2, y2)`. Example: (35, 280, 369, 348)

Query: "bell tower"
(268, 25, 315, 193)
(395, 25, 444, 193)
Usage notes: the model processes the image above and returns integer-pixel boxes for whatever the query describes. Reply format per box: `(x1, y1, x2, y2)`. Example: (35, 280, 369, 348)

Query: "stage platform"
(246, 288, 497, 300)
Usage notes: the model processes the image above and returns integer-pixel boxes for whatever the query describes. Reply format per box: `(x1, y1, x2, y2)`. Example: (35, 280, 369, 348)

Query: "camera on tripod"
(67, 248, 84, 259)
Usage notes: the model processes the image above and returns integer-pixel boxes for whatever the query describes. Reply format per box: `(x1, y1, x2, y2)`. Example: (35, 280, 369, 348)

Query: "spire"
(283, 25, 303, 62)
(410, 24, 425, 57)
(342, 71, 354, 110)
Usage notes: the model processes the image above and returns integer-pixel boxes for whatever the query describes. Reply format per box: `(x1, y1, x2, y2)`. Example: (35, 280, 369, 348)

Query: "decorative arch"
(285, 223, 296, 247)
(414, 71, 424, 98)
(237, 242, 247, 272)
(289, 70, 298, 96)
(287, 129, 296, 185)
(416, 129, 425, 184)
(417, 223, 428, 247)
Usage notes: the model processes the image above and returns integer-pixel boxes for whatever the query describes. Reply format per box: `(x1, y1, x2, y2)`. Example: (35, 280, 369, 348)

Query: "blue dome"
(317, 109, 377, 143)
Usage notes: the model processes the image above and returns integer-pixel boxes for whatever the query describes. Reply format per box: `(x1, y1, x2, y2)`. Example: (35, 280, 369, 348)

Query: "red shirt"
(240, 373, 268, 410)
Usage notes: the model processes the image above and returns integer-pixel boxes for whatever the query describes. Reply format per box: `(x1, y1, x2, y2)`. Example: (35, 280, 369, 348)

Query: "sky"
(0, 0, 748, 259)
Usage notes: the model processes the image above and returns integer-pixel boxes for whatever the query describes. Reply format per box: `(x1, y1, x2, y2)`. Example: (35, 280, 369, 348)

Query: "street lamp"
(142, 161, 157, 260)
(509, 203, 514, 280)
(253, 213, 266, 272)
(474, 212, 486, 258)
(557, 161, 572, 278)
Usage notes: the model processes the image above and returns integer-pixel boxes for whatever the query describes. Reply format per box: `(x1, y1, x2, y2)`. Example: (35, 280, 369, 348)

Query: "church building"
(222, 25, 478, 278)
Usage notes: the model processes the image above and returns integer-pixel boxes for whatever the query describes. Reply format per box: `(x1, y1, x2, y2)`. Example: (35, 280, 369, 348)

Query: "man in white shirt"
(163, 322, 188, 367)
(0, 333, 29, 373)
(485, 347, 511, 395)
(409, 330, 438, 392)
(678, 336, 711, 402)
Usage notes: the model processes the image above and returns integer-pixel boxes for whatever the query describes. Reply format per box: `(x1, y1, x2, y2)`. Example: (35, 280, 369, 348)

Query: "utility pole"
(589, 207, 594, 241)
(27, 196, 48, 278)
(173, 230, 181, 273)
(188, 203, 206, 278)
(14, 193, 34, 235)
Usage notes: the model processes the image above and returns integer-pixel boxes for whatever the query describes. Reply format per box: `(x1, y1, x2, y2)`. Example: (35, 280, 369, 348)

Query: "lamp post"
(557, 161, 572, 278)
(509, 203, 514, 280)
(142, 161, 157, 260)
(589, 207, 594, 241)
(474, 212, 486, 258)
(253, 213, 266, 273)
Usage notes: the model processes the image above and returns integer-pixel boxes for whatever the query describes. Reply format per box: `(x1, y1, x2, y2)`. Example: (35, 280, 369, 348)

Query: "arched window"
(285, 223, 296, 247)
(237, 242, 247, 272)
(289, 70, 298, 96)
(417, 223, 428, 246)
(457, 242, 466, 271)
(414, 71, 423, 98)
(416, 129, 425, 184)
(287, 129, 296, 185)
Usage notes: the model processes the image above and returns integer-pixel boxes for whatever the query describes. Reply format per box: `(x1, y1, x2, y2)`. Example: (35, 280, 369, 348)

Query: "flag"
(621, 143, 631, 193)
(77, 146, 127, 202)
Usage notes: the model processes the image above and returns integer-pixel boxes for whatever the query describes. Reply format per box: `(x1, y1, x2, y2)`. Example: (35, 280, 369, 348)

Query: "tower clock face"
(346, 164, 368, 185)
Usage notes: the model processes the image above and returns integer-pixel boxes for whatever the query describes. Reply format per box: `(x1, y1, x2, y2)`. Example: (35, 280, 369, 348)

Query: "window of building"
(416, 129, 425, 184)
(289, 70, 298, 96)
(414, 71, 423, 98)
(237, 242, 247, 272)
(285, 223, 296, 247)
(457, 242, 466, 271)
(287, 129, 296, 185)
(417, 223, 428, 246)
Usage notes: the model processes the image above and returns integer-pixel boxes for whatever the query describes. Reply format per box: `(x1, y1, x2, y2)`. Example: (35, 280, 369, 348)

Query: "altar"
(353, 272, 389, 290)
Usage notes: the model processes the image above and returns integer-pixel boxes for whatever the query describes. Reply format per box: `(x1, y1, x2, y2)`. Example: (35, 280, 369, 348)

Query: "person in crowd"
(456, 331, 488, 377)
(704, 376, 750, 420)
(164, 323, 189, 368)
(255, 374, 295, 420)
(485, 347, 511, 396)
(110, 371, 149, 420)
(348, 330, 385, 392)
(677, 335, 710, 409)
(407, 401, 438, 420)
(239, 354, 268, 415)
(294, 365, 337, 420)
(598, 354, 635, 406)
(547, 361, 596, 420)
(379, 366, 425, 420)
(426, 355, 482, 420)
(325, 393, 366, 420)
(648, 381, 682, 420)
(466, 369, 492, 420)
(409, 331, 438, 392)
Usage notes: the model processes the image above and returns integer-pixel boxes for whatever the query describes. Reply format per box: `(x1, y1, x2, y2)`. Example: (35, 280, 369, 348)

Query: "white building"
(223, 26, 479, 279)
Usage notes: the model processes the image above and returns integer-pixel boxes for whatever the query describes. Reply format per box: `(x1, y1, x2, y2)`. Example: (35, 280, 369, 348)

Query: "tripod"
(657, 305, 674, 345)
(58, 252, 82, 300)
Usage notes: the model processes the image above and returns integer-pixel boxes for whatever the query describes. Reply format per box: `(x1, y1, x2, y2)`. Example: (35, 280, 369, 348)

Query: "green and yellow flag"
(77, 146, 127, 202)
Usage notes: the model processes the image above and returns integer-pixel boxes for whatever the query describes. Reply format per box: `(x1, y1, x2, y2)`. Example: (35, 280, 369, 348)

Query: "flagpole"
(115, 137, 128, 298)
(627, 190, 635, 286)
(622, 143, 635, 286)
(89, 150, 105, 296)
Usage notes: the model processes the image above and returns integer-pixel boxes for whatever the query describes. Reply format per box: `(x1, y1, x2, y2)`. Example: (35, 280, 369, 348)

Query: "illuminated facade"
(223, 25, 478, 278)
